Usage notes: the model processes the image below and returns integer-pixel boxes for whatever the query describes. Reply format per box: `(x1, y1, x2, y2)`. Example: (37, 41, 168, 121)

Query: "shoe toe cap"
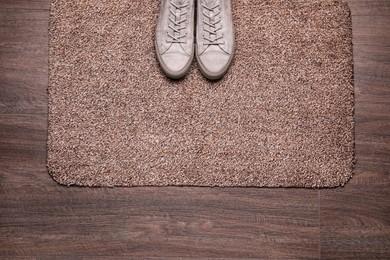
(198, 51, 231, 79)
(161, 53, 190, 74)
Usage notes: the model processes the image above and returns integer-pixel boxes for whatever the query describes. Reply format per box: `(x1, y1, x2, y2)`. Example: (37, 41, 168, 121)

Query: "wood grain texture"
(0, 9, 49, 114)
(320, 186, 390, 259)
(0, 1, 50, 10)
(0, 0, 389, 258)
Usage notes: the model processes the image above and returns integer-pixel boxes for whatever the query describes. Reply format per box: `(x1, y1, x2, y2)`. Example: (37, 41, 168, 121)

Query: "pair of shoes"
(155, 0, 235, 80)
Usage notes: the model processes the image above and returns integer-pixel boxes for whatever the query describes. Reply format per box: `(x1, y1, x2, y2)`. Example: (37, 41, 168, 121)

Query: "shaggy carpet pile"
(48, 0, 354, 187)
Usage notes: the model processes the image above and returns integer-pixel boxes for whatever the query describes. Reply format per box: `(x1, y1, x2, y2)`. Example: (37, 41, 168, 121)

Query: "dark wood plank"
(354, 45, 390, 81)
(351, 15, 390, 46)
(0, 10, 49, 114)
(320, 186, 390, 259)
(347, 0, 390, 16)
(0, 0, 51, 10)
(0, 186, 319, 258)
(0, 114, 47, 171)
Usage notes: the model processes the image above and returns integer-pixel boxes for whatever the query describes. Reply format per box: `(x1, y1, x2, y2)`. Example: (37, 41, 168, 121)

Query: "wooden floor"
(0, 0, 389, 258)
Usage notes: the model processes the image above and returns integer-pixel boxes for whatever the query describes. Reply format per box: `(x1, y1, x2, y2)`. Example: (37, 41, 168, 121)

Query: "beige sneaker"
(155, 0, 195, 79)
(196, 0, 235, 80)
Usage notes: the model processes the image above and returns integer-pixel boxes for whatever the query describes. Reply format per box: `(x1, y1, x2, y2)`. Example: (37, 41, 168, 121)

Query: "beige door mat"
(47, 0, 354, 187)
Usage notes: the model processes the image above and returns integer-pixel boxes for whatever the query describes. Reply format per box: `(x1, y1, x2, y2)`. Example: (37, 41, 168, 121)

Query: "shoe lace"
(166, 0, 189, 44)
(201, 0, 224, 46)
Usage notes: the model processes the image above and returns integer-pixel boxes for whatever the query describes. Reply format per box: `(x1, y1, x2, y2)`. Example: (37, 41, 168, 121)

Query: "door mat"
(48, 0, 354, 187)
